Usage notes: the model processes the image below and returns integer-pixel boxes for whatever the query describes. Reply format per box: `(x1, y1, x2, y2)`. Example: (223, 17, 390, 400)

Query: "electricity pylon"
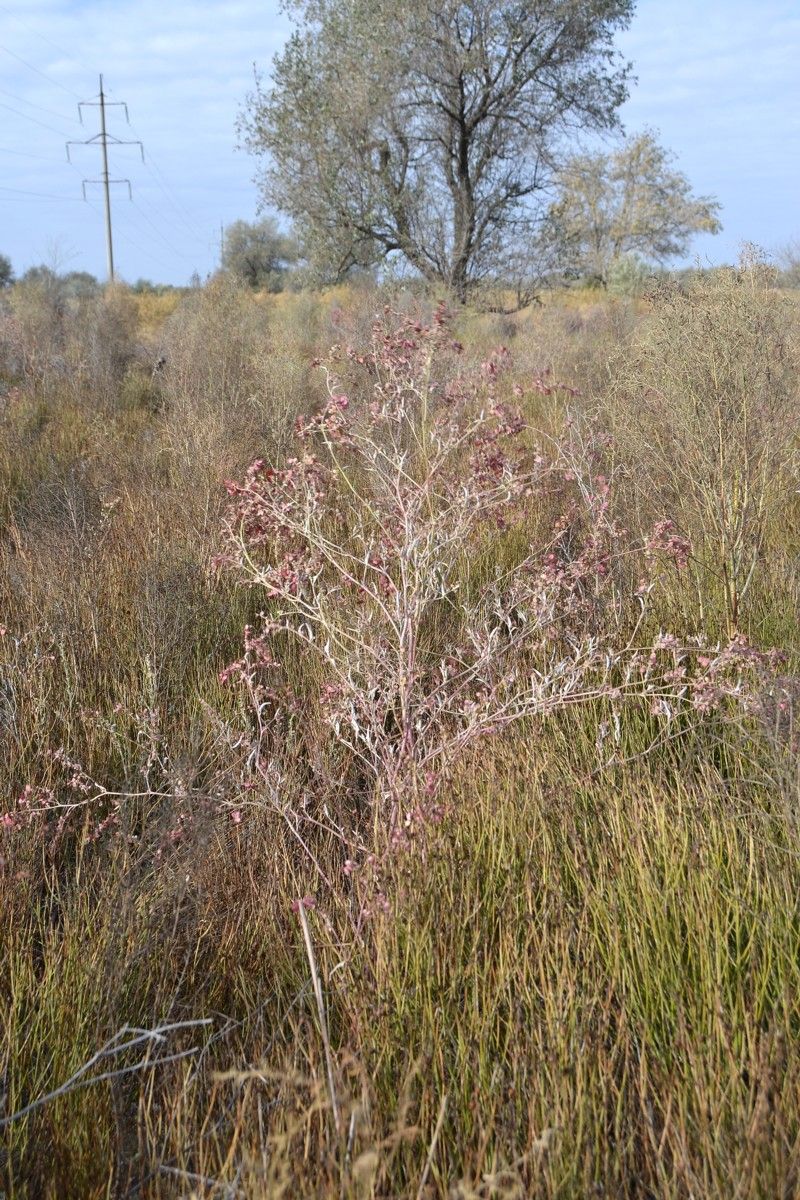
(67, 75, 144, 282)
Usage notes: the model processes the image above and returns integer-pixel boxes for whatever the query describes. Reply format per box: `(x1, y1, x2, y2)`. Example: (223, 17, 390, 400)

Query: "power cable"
(0, 32, 206, 282)
(0, 42, 83, 100)
(0, 84, 79, 124)
(0, 98, 71, 136)
(0, 3, 96, 81)
(131, 178, 211, 253)
(121, 109, 210, 244)
(0, 145, 54, 161)
(80, 189, 181, 276)
(104, 102, 211, 262)
(0, 183, 84, 201)
(142, 156, 209, 243)
(129, 197, 196, 261)
(115, 213, 193, 276)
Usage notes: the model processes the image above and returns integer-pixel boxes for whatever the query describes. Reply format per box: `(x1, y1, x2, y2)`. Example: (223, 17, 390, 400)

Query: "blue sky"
(1, 0, 798, 285)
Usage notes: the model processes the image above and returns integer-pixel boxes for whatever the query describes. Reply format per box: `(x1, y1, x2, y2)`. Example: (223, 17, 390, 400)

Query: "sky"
(1, 0, 798, 285)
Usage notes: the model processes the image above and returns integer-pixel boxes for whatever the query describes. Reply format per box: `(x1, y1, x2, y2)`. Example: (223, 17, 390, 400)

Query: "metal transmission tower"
(67, 75, 144, 282)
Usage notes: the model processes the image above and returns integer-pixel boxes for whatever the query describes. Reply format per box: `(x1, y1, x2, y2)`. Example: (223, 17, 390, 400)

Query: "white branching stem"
(217, 311, 779, 848)
(1, 1020, 212, 1128)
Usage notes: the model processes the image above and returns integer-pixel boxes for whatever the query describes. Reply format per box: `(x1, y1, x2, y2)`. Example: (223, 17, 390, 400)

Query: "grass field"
(1, 264, 799, 1198)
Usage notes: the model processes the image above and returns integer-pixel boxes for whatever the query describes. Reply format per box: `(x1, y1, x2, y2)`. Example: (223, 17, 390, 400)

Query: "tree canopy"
(221, 218, 299, 291)
(777, 239, 800, 289)
(241, 0, 637, 301)
(549, 130, 722, 285)
(0, 254, 13, 290)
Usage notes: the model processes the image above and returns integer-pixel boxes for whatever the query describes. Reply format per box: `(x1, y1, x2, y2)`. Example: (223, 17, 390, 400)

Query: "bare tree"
(240, 0, 636, 302)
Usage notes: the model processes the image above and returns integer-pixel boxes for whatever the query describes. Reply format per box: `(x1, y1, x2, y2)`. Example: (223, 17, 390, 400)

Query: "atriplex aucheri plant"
(214, 305, 793, 876)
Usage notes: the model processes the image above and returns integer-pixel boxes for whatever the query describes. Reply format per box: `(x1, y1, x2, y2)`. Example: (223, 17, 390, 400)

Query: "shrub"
(217, 307, 780, 871)
(606, 251, 800, 635)
(606, 252, 653, 298)
(4, 277, 140, 404)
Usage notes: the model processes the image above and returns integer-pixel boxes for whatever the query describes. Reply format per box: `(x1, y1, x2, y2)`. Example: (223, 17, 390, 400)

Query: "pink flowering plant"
(213, 307, 790, 859)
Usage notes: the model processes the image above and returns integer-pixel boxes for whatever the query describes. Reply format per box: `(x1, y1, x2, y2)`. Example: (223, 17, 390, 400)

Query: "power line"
(118, 154, 213, 271)
(109, 222, 170, 273)
(110, 106, 214, 267)
(0, 145, 55, 161)
(122, 110, 209, 244)
(67, 75, 144, 282)
(130, 198, 195, 261)
(0, 4, 95, 82)
(0, 184, 84, 201)
(132, 175, 209, 249)
(106, 87, 233, 274)
(0, 34, 206, 283)
(0, 85, 79, 124)
(139, 161, 208, 243)
(0, 42, 83, 100)
(65, 149, 189, 272)
(78, 192, 164, 273)
(0, 99, 71, 136)
(72, 186, 177, 278)
(144, 157, 208, 241)
(114, 206, 195, 276)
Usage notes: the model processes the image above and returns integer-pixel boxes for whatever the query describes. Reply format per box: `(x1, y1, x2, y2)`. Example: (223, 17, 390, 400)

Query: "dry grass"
(1, 268, 799, 1198)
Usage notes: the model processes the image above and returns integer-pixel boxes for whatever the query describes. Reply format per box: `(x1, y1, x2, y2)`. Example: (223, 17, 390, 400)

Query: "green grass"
(3, 742, 799, 1196)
